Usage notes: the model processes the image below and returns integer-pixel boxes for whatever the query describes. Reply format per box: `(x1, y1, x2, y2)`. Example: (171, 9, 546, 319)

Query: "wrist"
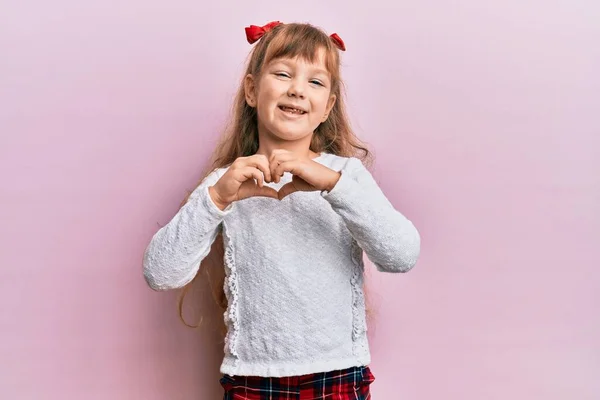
(208, 186, 230, 211)
(325, 171, 341, 192)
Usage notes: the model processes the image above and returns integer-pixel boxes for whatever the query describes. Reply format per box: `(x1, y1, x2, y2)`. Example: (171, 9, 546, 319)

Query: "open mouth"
(278, 105, 307, 115)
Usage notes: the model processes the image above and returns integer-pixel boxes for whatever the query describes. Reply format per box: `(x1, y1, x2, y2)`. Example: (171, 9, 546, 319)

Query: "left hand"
(269, 150, 341, 200)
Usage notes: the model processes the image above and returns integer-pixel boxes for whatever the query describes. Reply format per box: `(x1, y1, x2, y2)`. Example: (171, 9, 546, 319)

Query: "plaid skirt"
(220, 365, 375, 400)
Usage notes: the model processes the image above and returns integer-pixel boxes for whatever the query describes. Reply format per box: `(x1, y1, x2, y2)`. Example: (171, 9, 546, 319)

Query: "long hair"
(178, 22, 373, 335)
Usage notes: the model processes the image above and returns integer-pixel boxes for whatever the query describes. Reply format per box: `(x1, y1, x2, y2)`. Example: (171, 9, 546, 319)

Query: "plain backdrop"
(1, 0, 599, 399)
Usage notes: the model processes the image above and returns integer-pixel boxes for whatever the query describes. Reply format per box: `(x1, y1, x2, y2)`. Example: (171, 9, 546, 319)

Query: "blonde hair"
(178, 22, 373, 335)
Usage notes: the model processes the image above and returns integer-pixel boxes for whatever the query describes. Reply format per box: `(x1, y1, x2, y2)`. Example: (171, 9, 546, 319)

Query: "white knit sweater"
(143, 153, 420, 377)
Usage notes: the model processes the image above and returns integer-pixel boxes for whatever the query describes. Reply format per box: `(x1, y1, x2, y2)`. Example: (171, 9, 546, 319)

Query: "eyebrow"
(272, 59, 329, 76)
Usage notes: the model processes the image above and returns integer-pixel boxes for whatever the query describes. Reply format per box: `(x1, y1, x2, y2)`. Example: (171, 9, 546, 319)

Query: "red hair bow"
(329, 33, 346, 51)
(244, 21, 346, 51)
(245, 21, 282, 44)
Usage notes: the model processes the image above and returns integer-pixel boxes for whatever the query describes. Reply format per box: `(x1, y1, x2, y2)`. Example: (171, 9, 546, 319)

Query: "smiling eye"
(275, 72, 290, 78)
(310, 80, 324, 86)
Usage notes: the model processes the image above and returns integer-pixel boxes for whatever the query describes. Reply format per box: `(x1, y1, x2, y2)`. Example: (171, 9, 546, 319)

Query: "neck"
(256, 131, 321, 160)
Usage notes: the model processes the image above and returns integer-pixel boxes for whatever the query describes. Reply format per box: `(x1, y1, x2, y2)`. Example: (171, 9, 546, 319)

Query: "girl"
(143, 21, 420, 399)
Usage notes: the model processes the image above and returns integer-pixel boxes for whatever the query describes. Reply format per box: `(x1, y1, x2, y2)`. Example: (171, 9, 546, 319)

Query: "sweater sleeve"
(321, 157, 421, 273)
(142, 168, 234, 291)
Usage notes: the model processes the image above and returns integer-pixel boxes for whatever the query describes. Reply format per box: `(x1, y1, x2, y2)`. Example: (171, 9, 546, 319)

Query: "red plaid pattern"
(220, 365, 375, 399)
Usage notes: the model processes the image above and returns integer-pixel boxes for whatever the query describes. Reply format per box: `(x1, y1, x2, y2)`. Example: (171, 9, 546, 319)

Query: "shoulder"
(318, 153, 367, 173)
(188, 165, 231, 195)
(203, 165, 231, 180)
(214, 165, 231, 177)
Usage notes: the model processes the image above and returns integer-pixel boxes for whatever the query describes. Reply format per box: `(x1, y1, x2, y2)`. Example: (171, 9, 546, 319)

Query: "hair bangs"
(262, 24, 340, 84)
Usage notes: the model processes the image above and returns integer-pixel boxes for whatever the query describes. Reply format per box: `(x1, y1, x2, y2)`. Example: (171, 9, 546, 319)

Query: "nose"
(287, 77, 306, 99)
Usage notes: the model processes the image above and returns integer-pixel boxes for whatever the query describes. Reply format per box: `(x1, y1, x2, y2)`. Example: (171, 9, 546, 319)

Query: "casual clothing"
(220, 365, 375, 400)
(143, 153, 420, 377)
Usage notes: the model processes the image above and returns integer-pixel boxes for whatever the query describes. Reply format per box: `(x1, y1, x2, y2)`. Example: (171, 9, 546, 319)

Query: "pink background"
(1, 1, 599, 399)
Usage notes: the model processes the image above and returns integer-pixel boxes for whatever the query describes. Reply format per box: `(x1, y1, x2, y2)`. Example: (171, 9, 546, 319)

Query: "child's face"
(245, 48, 337, 144)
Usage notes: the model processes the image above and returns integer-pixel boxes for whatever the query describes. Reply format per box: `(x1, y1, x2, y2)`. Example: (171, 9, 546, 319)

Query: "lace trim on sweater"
(350, 239, 369, 357)
(222, 225, 240, 367)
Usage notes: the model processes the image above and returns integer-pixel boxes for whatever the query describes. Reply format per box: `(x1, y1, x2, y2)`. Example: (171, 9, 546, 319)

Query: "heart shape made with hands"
(210, 151, 341, 209)
(241, 173, 317, 201)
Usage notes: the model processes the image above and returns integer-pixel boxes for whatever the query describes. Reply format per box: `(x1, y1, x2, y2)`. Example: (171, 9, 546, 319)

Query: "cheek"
(313, 95, 330, 113)
(258, 81, 285, 102)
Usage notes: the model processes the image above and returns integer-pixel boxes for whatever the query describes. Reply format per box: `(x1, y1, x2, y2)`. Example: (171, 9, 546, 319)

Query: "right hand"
(209, 154, 278, 210)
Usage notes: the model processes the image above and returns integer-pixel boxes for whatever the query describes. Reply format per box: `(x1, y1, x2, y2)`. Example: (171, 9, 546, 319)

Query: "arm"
(142, 168, 233, 290)
(322, 157, 421, 273)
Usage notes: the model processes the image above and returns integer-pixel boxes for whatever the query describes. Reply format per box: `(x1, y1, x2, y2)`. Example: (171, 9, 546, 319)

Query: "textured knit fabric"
(143, 152, 420, 377)
(220, 365, 375, 399)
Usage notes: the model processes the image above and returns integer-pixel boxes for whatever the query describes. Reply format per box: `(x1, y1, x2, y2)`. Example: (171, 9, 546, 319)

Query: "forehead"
(264, 46, 334, 74)
(269, 53, 329, 73)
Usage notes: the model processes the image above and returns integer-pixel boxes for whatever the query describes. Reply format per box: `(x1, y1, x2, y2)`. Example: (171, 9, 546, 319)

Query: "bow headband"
(245, 21, 346, 51)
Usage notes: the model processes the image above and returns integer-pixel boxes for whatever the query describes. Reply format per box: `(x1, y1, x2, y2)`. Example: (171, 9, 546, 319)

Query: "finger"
(257, 161, 272, 183)
(250, 154, 272, 182)
(269, 149, 291, 163)
(271, 158, 293, 184)
(270, 159, 279, 184)
(274, 160, 300, 183)
(269, 152, 296, 183)
(269, 151, 295, 166)
(242, 155, 272, 183)
(269, 154, 280, 183)
(238, 166, 264, 187)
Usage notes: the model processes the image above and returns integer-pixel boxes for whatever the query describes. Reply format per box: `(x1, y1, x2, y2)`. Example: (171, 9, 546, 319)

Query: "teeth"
(281, 106, 304, 114)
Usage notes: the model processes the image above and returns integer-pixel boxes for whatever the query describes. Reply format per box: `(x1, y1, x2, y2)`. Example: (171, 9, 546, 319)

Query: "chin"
(271, 126, 312, 141)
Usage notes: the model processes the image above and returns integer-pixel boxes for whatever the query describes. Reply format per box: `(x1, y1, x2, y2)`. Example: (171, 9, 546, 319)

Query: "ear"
(322, 93, 337, 122)
(244, 74, 257, 107)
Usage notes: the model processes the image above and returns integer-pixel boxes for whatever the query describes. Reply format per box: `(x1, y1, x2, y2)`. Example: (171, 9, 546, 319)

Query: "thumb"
(254, 185, 279, 200)
(238, 181, 279, 201)
(278, 182, 298, 200)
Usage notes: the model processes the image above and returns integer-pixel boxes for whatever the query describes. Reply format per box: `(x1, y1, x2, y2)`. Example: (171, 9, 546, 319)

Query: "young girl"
(143, 21, 420, 400)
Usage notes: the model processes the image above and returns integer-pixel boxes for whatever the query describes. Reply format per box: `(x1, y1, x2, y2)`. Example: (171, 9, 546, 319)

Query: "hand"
(269, 150, 341, 200)
(209, 154, 279, 210)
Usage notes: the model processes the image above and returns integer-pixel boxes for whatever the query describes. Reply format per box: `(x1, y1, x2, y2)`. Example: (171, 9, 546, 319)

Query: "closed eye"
(275, 72, 290, 78)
